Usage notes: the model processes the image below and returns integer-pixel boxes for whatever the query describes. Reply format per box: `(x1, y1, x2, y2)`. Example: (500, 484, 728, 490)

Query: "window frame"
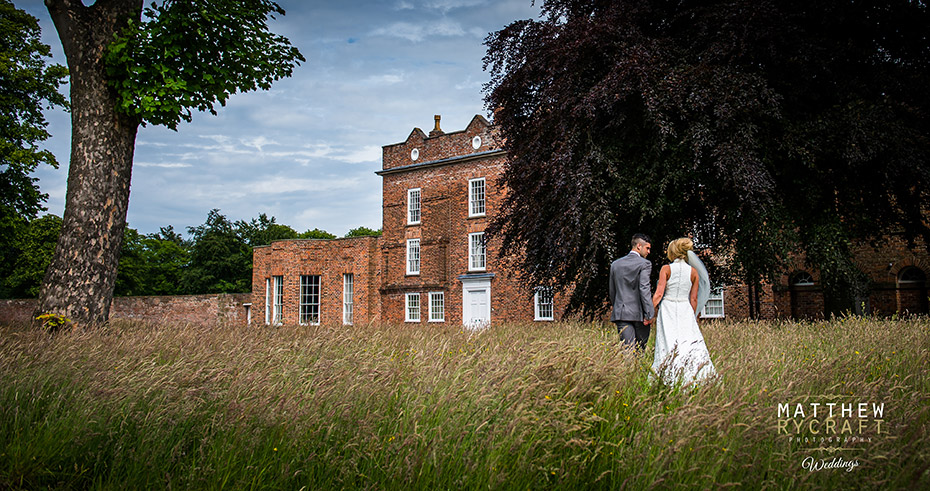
(406, 238, 421, 275)
(534, 287, 554, 321)
(405, 292, 421, 322)
(790, 271, 815, 287)
(343, 273, 354, 325)
(468, 178, 486, 217)
(898, 266, 927, 285)
(468, 232, 486, 271)
(429, 291, 445, 322)
(264, 278, 271, 325)
(407, 188, 421, 225)
(700, 287, 725, 319)
(272, 275, 284, 325)
(299, 275, 321, 325)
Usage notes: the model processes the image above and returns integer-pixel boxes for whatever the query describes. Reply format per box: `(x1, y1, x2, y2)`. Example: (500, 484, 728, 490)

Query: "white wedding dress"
(651, 259, 717, 385)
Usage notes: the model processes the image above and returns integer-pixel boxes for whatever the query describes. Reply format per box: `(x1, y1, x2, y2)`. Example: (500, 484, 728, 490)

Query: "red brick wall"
(251, 236, 381, 326)
(721, 236, 929, 319)
(0, 294, 251, 326)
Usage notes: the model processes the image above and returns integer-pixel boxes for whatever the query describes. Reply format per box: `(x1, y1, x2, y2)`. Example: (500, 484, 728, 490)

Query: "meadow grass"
(1, 316, 928, 489)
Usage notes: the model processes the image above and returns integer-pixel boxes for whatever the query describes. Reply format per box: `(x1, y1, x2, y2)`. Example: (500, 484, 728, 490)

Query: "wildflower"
(273, 448, 278, 452)
(855, 351, 860, 355)
(545, 395, 551, 400)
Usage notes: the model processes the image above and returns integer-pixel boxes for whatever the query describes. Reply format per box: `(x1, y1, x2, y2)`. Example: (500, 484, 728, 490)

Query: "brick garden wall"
(0, 293, 251, 326)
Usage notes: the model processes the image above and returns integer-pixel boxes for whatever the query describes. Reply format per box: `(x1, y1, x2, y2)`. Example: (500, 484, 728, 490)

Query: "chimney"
(429, 114, 444, 137)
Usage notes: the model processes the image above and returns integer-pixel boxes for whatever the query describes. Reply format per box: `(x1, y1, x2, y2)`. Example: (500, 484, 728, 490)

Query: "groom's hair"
(631, 233, 651, 249)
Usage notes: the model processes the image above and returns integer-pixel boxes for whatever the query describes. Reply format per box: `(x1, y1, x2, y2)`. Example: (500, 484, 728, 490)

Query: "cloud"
(250, 176, 363, 195)
(371, 20, 467, 42)
(362, 73, 405, 85)
(423, 0, 489, 13)
(243, 136, 279, 152)
(135, 162, 193, 168)
(333, 145, 382, 164)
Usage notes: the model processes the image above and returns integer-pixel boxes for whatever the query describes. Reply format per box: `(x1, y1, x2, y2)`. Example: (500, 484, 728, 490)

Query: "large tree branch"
(44, 0, 87, 68)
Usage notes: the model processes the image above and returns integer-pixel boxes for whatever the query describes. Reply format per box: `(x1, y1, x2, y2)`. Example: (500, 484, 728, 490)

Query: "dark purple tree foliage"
(484, 0, 930, 317)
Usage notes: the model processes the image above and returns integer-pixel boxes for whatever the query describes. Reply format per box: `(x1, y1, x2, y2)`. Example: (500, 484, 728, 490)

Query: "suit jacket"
(609, 252, 654, 322)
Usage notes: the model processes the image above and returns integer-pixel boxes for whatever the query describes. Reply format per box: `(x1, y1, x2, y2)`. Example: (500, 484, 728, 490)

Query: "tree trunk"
(36, 0, 142, 326)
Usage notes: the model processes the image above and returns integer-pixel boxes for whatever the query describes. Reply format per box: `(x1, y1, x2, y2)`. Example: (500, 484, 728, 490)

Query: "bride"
(650, 237, 717, 385)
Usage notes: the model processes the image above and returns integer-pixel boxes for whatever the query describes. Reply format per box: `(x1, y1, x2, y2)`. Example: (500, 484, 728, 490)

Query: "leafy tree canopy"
(0, 0, 68, 218)
(484, 0, 930, 316)
(300, 228, 337, 240)
(2, 214, 62, 299)
(236, 213, 299, 247)
(0, 0, 68, 285)
(115, 227, 190, 297)
(105, 0, 305, 129)
(183, 209, 252, 294)
(345, 226, 382, 238)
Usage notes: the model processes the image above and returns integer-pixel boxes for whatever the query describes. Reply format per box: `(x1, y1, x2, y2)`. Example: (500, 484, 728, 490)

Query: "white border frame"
(428, 291, 445, 322)
(468, 178, 486, 217)
(407, 188, 421, 225)
(405, 292, 421, 322)
(406, 238, 420, 275)
(468, 232, 485, 271)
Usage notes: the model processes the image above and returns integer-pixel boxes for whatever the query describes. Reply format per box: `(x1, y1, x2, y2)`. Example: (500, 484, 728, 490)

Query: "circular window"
(411, 148, 419, 161)
(472, 136, 482, 150)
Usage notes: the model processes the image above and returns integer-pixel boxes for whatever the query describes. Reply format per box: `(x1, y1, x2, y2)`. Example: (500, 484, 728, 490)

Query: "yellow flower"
(273, 448, 278, 452)
(545, 395, 551, 400)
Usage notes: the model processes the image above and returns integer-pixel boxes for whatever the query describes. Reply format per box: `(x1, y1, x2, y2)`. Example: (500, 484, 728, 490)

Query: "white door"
(461, 277, 492, 329)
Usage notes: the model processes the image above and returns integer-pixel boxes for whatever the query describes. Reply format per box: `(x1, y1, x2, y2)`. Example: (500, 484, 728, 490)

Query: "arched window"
(790, 271, 815, 286)
(896, 266, 928, 315)
(789, 271, 818, 319)
(898, 266, 927, 285)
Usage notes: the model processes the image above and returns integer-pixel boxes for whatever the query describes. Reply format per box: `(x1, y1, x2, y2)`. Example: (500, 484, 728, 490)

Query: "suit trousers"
(615, 320, 649, 351)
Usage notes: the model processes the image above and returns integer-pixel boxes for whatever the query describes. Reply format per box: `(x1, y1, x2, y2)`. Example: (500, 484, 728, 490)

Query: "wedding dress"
(651, 258, 717, 385)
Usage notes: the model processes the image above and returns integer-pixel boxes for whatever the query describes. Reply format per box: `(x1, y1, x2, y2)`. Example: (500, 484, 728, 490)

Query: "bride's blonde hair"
(666, 237, 694, 261)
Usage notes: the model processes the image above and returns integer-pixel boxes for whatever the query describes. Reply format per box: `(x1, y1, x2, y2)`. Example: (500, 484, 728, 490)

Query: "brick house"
(252, 115, 929, 326)
(252, 115, 565, 327)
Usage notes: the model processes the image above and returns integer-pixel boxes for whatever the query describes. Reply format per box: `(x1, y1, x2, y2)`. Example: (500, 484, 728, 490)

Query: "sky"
(19, 0, 543, 237)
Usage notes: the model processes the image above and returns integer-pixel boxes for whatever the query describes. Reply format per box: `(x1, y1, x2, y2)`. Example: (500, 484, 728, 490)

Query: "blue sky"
(19, 0, 542, 237)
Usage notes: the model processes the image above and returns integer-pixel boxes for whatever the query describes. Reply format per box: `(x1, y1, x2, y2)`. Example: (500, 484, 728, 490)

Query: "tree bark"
(36, 0, 143, 326)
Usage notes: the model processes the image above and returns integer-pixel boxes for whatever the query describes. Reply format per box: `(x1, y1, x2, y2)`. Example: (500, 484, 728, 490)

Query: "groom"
(609, 233, 654, 351)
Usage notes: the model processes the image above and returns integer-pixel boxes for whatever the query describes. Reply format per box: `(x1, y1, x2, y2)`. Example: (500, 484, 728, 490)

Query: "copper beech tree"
(38, 0, 303, 325)
(483, 0, 930, 317)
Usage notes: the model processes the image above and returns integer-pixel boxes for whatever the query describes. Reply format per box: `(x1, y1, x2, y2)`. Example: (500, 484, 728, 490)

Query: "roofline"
(253, 234, 381, 249)
(376, 149, 507, 176)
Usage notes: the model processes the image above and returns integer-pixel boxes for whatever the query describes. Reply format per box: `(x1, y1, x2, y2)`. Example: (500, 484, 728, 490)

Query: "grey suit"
(609, 251, 654, 350)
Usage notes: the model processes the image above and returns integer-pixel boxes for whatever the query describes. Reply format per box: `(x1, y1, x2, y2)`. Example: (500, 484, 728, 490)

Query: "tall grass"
(1, 317, 928, 489)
